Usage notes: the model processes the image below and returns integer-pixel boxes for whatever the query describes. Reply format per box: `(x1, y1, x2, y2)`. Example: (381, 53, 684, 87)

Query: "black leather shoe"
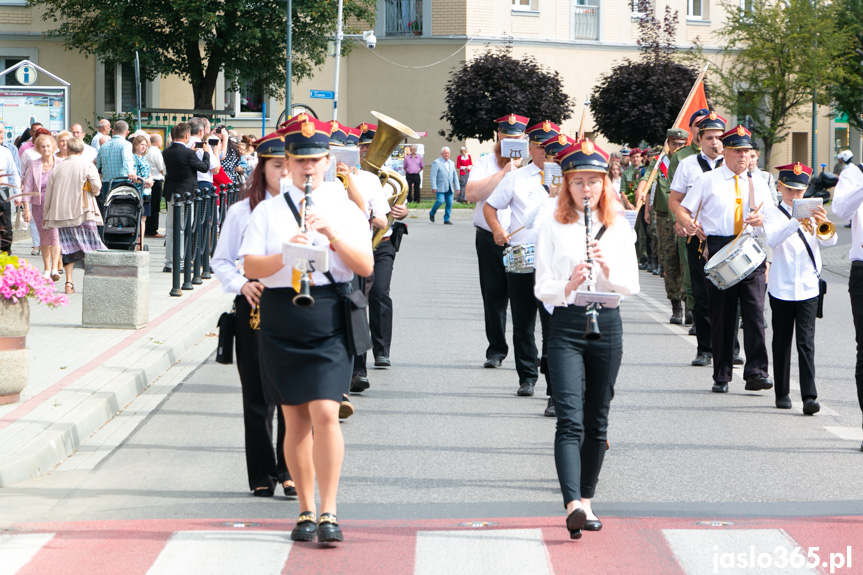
(517, 382, 535, 397)
(775, 395, 792, 409)
(291, 512, 317, 541)
(688, 326, 697, 336)
(283, 481, 297, 497)
(444, 221, 453, 225)
(253, 486, 274, 497)
(712, 381, 729, 393)
(317, 513, 343, 543)
(584, 518, 603, 532)
(733, 355, 744, 366)
(803, 398, 821, 415)
(691, 352, 712, 367)
(374, 355, 391, 367)
(544, 397, 556, 417)
(744, 375, 773, 391)
(484, 357, 503, 368)
(429, 213, 435, 223)
(350, 375, 370, 393)
(685, 308, 693, 325)
(566, 508, 586, 540)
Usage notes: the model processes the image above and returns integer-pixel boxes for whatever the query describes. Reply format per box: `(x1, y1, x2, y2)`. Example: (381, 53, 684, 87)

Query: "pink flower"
(0, 258, 67, 308)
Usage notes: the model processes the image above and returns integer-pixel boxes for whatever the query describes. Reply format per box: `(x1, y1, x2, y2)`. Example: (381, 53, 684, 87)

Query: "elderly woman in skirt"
(42, 137, 105, 294)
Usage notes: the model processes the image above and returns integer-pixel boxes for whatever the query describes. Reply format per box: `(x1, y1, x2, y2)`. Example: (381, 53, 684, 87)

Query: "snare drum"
(704, 233, 765, 290)
(502, 243, 536, 274)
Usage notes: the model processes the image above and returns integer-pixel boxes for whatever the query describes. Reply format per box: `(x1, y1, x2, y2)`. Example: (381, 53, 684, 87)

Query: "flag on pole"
(674, 79, 709, 145)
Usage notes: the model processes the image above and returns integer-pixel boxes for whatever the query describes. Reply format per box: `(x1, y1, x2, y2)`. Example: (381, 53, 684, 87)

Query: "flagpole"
(635, 62, 710, 211)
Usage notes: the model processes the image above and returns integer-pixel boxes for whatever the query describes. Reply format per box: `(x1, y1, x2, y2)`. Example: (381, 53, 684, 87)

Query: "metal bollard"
(201, 186, 213, 280)
(192, 188, 204, 285)
(169, 193, 183, 297)
(218, 184, 228, 230)
(182, 191, 194, 290)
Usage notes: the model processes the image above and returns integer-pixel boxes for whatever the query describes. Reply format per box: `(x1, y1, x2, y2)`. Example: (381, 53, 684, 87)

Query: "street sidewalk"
(0, 232, 232, 486)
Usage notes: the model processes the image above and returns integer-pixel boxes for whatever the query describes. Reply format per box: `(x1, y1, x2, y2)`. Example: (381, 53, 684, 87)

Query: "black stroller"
(101, 179, 146, 251)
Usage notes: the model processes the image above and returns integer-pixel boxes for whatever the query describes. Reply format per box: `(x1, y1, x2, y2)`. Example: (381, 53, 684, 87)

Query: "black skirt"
(258, 285, 350, 406)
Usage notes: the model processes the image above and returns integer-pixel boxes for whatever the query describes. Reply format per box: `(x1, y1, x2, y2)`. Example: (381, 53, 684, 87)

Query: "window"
(512, 0, 536, 11)
(224, 77, 268, 117)
(739, 0, 754, 12)
(631, 0, 646, 17)
(688, 0, 703, 19)
(0, 58, 24, 86)
(572, 0, 601, 40)
(385, 0, 423, 35)
(100, 62, 148, 113)
(0, 1, 28, 5)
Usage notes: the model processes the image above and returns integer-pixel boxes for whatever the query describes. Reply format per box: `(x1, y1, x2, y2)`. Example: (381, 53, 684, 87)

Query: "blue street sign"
(310, 90, 335, 100)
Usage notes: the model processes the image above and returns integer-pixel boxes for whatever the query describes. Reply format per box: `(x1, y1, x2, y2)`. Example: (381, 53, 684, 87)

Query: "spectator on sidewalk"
(42, 137, 105, 294)
(404, 145, 423, 203)
(0, 127, 20, 255)
(91, 119, 111, 153)
(162, 122, 212, 272)
(189, 118, 220, 191)
(456, 146, 472, 203)
(132, 135, 154, 240)
(96, 120, 138, 221)
(145, 134, 166, 237)
(55, 131, 73, 159)
(18, 122, 43, 159)
(20, 130, 63, 280)
(429, 146, 459, 225)
(70, 124, 97, 163)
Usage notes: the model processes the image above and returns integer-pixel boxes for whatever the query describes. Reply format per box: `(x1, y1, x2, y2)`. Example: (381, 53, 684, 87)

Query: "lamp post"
(286, 0, 292, 116)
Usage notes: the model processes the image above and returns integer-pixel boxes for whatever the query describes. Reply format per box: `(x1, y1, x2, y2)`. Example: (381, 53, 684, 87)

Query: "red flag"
(659, 155, 670, 178)
(674, 80, 708, 145)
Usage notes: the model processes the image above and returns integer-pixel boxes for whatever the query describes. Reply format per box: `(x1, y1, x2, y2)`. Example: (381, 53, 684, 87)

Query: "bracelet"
(329, 235, 341, 251)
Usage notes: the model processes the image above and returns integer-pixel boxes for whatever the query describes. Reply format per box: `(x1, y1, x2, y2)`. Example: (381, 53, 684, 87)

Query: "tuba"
(362, 111, 419, 249)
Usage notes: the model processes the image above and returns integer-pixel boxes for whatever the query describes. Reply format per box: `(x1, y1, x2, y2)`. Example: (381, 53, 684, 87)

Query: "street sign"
(15, 65, 37, 86)
(310, 90, 335, 100)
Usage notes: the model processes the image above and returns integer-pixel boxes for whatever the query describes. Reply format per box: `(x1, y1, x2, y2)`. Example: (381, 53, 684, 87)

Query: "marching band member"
(678, 125, 774, 395)
(484, 121, 556, 408)
(829, 158, 863, 450)
(764, 163, 836, 414)
(465, 113, 527, 368)
(522, 133, 576, 232)
(240, 116, 373, 544)
(212, 132, 294, 499)
(355, 122, 410, 371)
(535, 140, 639, 540)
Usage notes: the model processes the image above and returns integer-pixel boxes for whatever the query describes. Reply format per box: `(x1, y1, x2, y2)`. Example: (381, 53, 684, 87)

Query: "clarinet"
(583, 197, 602, 340)
(292, 175, 315, 308)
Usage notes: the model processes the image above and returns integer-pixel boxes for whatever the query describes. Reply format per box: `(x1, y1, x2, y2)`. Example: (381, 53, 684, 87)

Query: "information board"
(0, 87, 68, 141)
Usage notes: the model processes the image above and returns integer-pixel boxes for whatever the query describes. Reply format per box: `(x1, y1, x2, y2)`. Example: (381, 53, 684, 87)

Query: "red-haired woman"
(534, 140, 639, 540)
(212, 132, 294, 499)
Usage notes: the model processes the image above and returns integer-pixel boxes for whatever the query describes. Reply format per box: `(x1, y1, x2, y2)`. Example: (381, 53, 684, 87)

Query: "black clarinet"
(583, 197, 602, 340)
(292, 175, 315, 308)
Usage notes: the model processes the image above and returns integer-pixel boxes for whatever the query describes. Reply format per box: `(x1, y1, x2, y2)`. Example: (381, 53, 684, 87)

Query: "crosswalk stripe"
(145, 531, 292, 575)
(663, 528, 818, 574)
(414, 528, 552, 575)
(823, 426, 863, 441)
(0, 533, 55, 575)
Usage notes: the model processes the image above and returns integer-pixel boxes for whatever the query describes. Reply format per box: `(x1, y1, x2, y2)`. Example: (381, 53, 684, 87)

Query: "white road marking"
(823, 426, 863, 441)
(146, 531, 292, 575)
(414, 528, 553, 575)
(0, 533, 55, 575)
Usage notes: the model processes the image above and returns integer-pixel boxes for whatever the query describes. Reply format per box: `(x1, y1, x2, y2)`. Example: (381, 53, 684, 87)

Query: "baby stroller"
(102, 179, 146, 251)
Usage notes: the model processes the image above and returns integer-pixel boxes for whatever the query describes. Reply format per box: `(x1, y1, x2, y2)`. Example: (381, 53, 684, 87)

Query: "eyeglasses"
(568, 178, 604, 189)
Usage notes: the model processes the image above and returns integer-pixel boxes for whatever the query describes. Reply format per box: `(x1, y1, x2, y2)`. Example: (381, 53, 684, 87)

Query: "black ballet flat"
(291, 512, 317, 541)
(283, 481, 297, 497)
(317, 513, 344, 543)
(252, 486, 274, 497)
(584, 518, 603, 531)
(566, 508, 586, 540)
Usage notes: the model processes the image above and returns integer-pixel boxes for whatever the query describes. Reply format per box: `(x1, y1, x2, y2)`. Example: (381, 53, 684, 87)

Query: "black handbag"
(215, 305, 235, 364)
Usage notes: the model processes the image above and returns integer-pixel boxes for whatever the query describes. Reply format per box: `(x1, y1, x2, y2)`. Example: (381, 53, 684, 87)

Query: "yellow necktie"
(733, 175, 743, 235)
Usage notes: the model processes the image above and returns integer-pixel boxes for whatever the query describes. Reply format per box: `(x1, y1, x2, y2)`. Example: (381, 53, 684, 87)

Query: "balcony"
(385, 0, 422, 36)
(572, 2, 600, 41)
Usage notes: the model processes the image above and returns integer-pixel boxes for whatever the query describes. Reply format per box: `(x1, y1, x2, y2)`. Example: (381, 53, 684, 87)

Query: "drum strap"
(778, 205, 820, 279)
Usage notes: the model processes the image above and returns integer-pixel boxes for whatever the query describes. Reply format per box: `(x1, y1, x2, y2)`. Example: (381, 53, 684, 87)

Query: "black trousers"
(539, 304, 552, 396)
(475, 228, 509, 360)
(686, 236, 712, 354)
(234, 295, 290, 491)
(0, 199, 11, 254)
(369, 238, 396, 358)
(704, 236, 769, 383)
(145, 179, 164, 235)
(848, 264, 863, 420)
(769, 295, 818, 400)
(506, 269, 549, 384)
(406, 173, 421, 203)
(549, 306, 622, 505)
(353, 272, 376, 378)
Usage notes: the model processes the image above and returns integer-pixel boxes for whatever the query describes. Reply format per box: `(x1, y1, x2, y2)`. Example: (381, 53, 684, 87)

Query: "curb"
(0, 284, 227, 487)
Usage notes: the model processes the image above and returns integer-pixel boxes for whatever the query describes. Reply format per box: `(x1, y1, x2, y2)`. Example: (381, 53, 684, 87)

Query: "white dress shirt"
(486, 162, 548, 246)
(669, 151, 722, 195)
(212, 194, 274, 295)
(191, 136, 219, 183)
(524, 195, 558, 231)
(239, 181, 372, 288)
(764, 200, 837, 301)
(146, 146, 166, 180)
(681, 164, 773, 237)
(469, 153, 511, 232)
(832, 164, 863, 262)
(0, 145, 20, 191)
(535, 211, 640, 307)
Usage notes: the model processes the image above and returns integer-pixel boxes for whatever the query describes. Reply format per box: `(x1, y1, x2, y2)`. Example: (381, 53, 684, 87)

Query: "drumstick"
(508, 225, 525, 238)
(686, 200, 703, 245)
(727, 202, 764, 251)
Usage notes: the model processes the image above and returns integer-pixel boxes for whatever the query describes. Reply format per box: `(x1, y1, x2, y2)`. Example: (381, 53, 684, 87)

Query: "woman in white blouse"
(212, 132, 294, 500)
(240, 116, 373, 544)
(534, 140, 639, 540)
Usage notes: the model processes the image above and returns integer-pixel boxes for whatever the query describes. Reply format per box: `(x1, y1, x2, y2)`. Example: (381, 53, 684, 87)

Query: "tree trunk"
(762, 141, 774, 170)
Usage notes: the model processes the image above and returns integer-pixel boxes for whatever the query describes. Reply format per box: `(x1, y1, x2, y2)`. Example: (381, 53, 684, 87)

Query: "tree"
(29, 0, 376, 110)
(439, 43, 574, 142)
(707, 0, 854, 165)
(590, 0, 701, 147)
(828, 0, 863, 134)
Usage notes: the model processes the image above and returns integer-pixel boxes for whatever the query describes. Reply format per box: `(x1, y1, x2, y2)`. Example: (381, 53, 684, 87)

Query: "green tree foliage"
(590, 0, 701, 147)
(28, 0, 376, 110)
(707, 0, 853, 165)
(439, 44, 574, 142)
(828, 0, 863, 133)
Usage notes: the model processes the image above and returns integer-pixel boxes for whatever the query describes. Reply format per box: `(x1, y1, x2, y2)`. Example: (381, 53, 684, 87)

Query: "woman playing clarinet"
(534, 140, 639, 540)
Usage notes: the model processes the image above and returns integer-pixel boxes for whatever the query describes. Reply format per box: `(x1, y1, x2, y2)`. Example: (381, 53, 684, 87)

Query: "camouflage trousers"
(655, 212, 687, 302)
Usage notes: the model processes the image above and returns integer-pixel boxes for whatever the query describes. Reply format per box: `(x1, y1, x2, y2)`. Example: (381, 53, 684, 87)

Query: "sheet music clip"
(282, 242, 330, 273)
(573, 291, 622, 309)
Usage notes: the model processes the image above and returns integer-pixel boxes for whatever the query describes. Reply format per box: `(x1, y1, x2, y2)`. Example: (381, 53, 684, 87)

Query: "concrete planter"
(0, 298, 30, 405)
